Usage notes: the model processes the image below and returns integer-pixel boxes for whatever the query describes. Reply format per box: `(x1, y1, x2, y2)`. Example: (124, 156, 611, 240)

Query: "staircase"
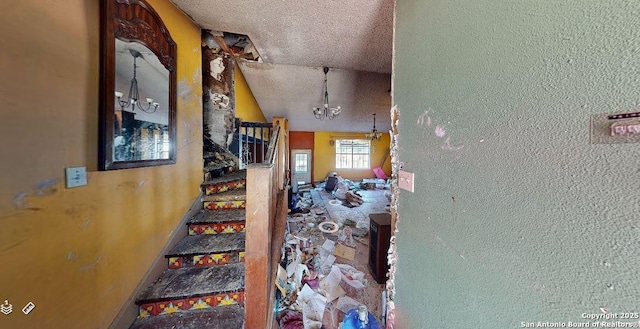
(130, 170, 248, 329)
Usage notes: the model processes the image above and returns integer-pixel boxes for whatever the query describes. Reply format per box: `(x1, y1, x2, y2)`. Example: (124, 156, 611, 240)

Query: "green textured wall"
(393, 1, 640, 328)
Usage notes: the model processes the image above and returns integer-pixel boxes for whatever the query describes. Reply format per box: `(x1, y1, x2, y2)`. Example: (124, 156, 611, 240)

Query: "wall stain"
(12, 192, 29, 209)
(435, 235, 466, 260)
(116, 180, 146, 191)
(416, 109, 464, 151)
(193, 67, 202, 83)
(80, 255, 103, 272)
(178, 79, 191, 99)
(136, 180, 146, 190)
(66, 251, 77, 261)
(64, 205, 97, 231)
(0, 225, 32, 253)
(33, 178, 60, 196)
(11, 178, 60, 209)
(442, 137, 464, 151)
(416, 109, 431, 128)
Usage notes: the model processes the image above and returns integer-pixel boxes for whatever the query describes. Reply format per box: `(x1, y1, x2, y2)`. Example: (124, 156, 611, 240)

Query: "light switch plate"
(398, 170, 415, 193)
(65, 167, 87, 188)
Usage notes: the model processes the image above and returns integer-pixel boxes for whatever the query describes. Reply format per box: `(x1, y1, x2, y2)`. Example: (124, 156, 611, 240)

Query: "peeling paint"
(435, 125, 446, 137)
(209, 57, 225, 81)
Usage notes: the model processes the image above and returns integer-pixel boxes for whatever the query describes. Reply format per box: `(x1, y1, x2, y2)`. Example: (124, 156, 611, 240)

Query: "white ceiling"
(170, 0, 394, 133)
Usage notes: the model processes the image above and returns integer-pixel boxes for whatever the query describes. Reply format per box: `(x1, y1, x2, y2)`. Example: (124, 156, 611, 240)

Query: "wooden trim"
(245, 164, 275, 329)
(213, 35, 236, 56)
(108, 193, 202, 329)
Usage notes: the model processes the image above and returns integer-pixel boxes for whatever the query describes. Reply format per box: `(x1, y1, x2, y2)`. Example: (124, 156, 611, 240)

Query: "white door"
(291, 149, 312, 187)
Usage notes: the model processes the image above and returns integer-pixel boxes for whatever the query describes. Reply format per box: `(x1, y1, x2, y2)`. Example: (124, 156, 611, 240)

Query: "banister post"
(245, 164, 274, 328)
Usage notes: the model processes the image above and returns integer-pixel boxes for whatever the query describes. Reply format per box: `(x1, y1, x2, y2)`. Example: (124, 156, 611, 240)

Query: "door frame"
(291, 149, 312, 188)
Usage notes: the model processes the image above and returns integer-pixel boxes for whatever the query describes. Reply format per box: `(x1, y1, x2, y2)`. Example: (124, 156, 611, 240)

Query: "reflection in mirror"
(99, 0, 176, 171)
(114, 39, 169, 161)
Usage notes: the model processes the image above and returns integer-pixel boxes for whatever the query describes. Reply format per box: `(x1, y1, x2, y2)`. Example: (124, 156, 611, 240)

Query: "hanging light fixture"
(365, 113, 382, 141)
(114, 49, 159, 114)
(313, 67, 341, 120)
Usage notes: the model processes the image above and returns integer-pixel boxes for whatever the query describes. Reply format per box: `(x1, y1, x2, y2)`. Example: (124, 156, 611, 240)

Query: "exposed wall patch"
(385, 105, 400, 328)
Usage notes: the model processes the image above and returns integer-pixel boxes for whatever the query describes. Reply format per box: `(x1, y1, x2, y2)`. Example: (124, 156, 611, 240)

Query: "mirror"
(99, 0, 177, 170)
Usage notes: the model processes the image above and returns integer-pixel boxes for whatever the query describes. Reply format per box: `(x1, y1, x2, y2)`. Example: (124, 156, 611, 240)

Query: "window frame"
(335, 139, 371, 170)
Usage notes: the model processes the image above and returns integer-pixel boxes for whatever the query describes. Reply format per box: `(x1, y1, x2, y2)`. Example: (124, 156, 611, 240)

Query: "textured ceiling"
(171, 0, 394, 132)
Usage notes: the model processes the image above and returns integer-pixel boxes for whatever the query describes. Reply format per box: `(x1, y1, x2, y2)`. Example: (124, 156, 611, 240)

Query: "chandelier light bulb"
(313, 67, 342, 120)
(114, 49, 159, 114)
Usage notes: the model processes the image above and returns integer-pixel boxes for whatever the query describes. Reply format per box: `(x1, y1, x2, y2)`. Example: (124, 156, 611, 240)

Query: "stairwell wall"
(0, 1, 202, 328)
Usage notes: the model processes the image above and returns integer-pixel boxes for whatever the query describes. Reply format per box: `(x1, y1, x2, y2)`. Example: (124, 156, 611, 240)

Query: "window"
(335, 139, 370, 169)
(294, 153, 308, 172)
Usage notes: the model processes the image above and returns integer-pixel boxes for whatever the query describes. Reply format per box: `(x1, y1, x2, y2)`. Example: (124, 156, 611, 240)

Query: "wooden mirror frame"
(99, 0, 177, 170)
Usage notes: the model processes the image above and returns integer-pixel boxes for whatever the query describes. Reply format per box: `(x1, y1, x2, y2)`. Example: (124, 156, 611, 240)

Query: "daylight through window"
(335, 139, 370, 169)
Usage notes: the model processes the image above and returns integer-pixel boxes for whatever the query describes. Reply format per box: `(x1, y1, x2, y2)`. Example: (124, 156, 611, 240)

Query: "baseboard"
(108, 192, 203, 329)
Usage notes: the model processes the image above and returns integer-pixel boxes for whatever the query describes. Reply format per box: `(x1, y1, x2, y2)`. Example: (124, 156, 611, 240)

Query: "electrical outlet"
(398, 170, 414, 192)
(65, 167, 87, 188)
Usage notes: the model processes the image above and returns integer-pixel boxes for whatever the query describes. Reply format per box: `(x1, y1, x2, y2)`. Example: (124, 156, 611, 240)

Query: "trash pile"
(320, 174, 389, 209)
(276, 200, 382, 328)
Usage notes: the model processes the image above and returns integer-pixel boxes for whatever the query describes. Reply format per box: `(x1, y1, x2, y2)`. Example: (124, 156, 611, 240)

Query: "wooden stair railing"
(244, 117, 289, 329)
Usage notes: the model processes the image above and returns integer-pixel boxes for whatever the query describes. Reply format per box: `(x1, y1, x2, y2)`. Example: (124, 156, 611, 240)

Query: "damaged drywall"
(385, 105, 399, 328)
(203, 36, 236, 149)
(202, 31, 243, 179)
(202, 30, 262, 62)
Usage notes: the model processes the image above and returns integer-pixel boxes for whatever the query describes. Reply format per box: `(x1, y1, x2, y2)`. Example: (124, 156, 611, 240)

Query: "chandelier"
(114, 49, 159, 113)
(313, 67, 341, 120)
(365, 113, 382, 141)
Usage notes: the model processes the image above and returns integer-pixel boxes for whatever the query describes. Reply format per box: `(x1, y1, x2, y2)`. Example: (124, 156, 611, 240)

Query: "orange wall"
(290, 131, 315, 183)
(313, 132, 391, 181)
(0, 1, 202, 328)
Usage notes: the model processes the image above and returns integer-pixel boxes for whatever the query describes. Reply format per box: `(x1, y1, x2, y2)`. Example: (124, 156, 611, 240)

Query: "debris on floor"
(276, 187, 389, 328)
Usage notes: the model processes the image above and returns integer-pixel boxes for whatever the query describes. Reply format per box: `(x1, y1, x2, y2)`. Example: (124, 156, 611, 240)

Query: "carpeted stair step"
(201, 170, 247, 195)
(129, 304, 244, 329)
(136, 263, 245, 318)
(166, 233, 246, 268)
(202, 189, 246, 210)
(188, 209, 246, 235)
